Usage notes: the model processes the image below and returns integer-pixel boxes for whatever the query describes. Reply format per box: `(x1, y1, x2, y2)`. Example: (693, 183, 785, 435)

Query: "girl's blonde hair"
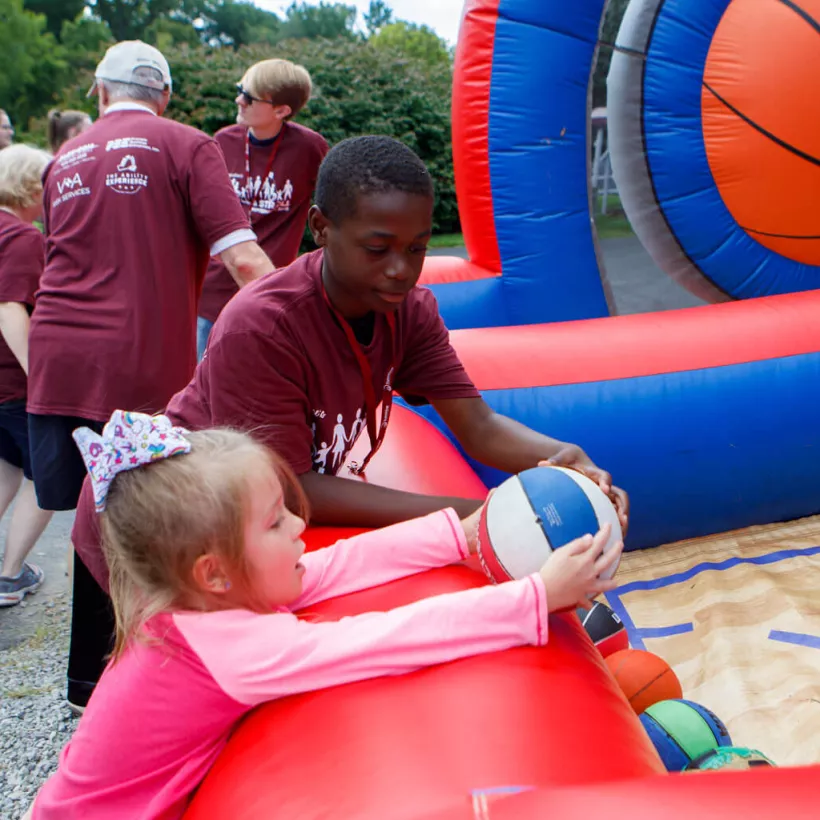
(243, 59, 312, 119)
(48, 109, 91, 154)
(101, 428, 308, 660)
(0, 144, 52, 211)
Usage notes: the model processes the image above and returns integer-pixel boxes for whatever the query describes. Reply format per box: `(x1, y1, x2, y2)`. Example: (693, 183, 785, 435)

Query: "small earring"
(224, 581, 231, 591)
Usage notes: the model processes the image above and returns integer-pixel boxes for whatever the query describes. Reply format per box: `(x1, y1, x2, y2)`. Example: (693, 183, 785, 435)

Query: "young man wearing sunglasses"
(197, 59, 328, 358)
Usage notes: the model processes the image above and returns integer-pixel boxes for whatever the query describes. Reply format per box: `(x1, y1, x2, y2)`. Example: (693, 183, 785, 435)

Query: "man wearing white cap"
(27, 41, 274, 711)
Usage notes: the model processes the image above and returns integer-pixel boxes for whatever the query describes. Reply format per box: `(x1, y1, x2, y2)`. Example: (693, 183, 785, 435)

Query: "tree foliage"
(5, 1, 460, 233)
(51, 35, 457, 232)
(370, 21, 451, 70)
(278, 2, 357, 41)
(0, 0, 67, 126)
(197, 1, 281, 49)
(22, 0, 85, 36)
(363, 0, 392, 36)
(593, 0, 630, 107)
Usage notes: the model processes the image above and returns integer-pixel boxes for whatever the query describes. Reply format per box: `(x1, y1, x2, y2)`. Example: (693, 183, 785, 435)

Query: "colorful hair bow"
(72, 410, 191, 512)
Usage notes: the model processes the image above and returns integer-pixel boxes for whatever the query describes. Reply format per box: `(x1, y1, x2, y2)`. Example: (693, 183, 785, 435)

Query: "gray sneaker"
(0, 563, 44, 607)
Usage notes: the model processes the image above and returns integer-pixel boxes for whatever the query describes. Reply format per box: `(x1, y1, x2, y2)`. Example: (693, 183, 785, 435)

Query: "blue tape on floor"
(768, 630, 820, 650)
(606, 545, 820, 649)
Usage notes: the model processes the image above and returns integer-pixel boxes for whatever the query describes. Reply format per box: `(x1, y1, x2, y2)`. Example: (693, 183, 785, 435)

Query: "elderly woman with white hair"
(0, 144, 54, 606)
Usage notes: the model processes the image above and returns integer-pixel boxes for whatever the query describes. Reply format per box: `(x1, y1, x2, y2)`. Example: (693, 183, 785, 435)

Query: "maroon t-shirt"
(197, 122, 329, 322)
(0, 212, 44, 404)
(168, 249, 480, 475)
(28, 108, 252, 421)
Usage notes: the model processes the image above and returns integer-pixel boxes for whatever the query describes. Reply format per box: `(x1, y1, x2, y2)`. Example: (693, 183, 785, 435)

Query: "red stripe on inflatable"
(419, 255, 499, 284)
(449, 290, 820, 390)
(452, 0, 503, 274)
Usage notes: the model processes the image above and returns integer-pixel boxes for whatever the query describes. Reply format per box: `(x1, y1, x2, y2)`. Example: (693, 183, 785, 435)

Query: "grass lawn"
(428, 232, 465, 248)
(594, 193, 634, 239)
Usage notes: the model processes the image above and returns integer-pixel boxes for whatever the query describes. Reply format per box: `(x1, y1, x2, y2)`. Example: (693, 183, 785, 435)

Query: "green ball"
(686, 746, 776, 771)
(640, 699, 732, 771)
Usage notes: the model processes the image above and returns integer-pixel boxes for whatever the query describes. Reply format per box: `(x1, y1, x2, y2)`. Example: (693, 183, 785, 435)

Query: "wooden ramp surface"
(608, 516, 820, 766)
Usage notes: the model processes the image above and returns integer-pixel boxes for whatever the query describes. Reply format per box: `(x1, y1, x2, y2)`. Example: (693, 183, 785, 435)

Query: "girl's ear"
(191, 553, 232, 595)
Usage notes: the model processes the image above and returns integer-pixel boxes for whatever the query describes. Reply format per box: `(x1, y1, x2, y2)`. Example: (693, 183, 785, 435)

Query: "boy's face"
(310, 190, 433, 318)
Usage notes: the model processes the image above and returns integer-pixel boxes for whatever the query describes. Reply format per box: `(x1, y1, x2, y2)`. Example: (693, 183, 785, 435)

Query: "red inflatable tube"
(421, 765, 818, 820)
(448, 288, 820, 391)
(183, 406, 663, 818)
(451, 0, 502, 275)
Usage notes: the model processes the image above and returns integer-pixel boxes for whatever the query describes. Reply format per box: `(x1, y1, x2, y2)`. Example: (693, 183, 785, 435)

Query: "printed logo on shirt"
(230, 172, 294, 215)
(311, 408, 365, 475)
(52, 172, 91, 209)
(105, 154, 149, 195)
(105, 137, 160, 153)
(56, 142, 98, 170)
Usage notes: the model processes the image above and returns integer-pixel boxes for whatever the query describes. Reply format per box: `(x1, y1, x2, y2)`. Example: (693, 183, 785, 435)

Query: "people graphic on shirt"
(310, 408, 367, 474)
(231, 171, 294, 214)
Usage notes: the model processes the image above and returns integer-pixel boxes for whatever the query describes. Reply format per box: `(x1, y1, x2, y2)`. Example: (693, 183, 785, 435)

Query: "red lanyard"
(322, 286, 397, 476)
(243, 124, 286, 215)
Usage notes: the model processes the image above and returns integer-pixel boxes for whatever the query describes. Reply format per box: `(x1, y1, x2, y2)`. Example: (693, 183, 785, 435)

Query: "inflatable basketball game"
(184, 1, 820, 816)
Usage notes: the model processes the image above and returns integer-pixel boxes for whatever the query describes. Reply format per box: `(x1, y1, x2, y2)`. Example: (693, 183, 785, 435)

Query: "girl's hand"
(538, 524, 623, 612)
(459, 490, 494, 555)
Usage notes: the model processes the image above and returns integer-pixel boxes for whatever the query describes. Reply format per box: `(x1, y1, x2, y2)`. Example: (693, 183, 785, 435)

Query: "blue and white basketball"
(476, 466, 622, 584)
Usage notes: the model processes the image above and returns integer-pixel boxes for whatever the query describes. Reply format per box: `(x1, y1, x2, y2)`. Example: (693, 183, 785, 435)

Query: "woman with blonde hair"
(196, 58, 329, 358)
(0, 144, 54, 605)
(47, 109, 92, 154)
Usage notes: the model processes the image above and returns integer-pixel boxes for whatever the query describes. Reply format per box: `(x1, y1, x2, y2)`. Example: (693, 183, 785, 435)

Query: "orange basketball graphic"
(702, 0, 820, 265)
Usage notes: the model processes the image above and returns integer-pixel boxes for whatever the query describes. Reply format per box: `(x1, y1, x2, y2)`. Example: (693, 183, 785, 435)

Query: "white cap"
(87, 40, 172, 97)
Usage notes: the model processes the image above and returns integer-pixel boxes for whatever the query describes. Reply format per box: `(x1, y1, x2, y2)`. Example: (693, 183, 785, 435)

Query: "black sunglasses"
(235, 84, 275, 106)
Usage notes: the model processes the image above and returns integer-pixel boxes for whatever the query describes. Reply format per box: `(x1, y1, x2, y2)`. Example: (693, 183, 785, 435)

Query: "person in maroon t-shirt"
(69, 136, 630, 707)
(29, 40, 275, 711)
(196, 59, 328, 358)
(0, 146, 54, 607)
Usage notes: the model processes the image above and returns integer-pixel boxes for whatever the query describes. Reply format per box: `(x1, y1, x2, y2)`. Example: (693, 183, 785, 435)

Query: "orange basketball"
(702, 0, 820, 265)
(605, 649, 682, 715)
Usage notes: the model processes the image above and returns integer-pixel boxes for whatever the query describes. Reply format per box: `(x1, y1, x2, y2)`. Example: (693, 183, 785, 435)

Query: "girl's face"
(242, 464, 307, 608)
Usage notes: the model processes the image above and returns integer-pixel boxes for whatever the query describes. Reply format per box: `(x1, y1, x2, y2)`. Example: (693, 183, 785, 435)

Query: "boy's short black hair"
(315, 135, 434, 225)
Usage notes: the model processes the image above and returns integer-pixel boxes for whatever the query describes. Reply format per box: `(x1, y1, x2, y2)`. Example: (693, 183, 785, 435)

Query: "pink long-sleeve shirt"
(33, 510, 549, 819)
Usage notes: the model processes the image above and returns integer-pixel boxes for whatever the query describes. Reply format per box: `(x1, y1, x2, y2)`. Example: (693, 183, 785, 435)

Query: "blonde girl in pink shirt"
(29, 410, 622, 820)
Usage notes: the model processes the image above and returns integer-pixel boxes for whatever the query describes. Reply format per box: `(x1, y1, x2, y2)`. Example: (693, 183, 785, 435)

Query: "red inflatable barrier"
(421, 765, 818, 820)
(184, 406, 663, 819)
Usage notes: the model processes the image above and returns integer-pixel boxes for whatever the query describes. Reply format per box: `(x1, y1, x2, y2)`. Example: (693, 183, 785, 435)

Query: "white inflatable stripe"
(485, 476, 552, 580)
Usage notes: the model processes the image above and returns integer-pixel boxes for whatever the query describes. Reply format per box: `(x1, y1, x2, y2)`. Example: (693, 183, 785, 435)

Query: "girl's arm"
(174, 573, 548, 707)
(292, 508, 471, 609)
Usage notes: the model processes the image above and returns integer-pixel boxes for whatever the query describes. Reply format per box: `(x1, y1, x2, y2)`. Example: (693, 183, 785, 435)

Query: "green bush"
(46, 36, 459, 234)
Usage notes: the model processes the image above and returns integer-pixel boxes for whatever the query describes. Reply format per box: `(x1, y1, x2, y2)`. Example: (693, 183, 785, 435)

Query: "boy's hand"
(539, 524, 623, 612)
(539, 447, 630, 535)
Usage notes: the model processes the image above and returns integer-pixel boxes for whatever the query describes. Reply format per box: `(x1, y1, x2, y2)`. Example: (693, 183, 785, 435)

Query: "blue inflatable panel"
(401, 350, 820, 550)
(426, 277, 507, 330)
(485, 0, 610, 325)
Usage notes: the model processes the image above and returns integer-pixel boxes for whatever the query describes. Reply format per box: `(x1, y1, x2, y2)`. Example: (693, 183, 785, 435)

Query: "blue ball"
(640, 699, 733, 772)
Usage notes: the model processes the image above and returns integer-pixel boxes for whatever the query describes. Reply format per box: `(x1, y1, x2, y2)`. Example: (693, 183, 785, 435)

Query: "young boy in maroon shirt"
(171, 135, 629, 526)
(197, 59, 328, 357)
(70, 135, 629, 706)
